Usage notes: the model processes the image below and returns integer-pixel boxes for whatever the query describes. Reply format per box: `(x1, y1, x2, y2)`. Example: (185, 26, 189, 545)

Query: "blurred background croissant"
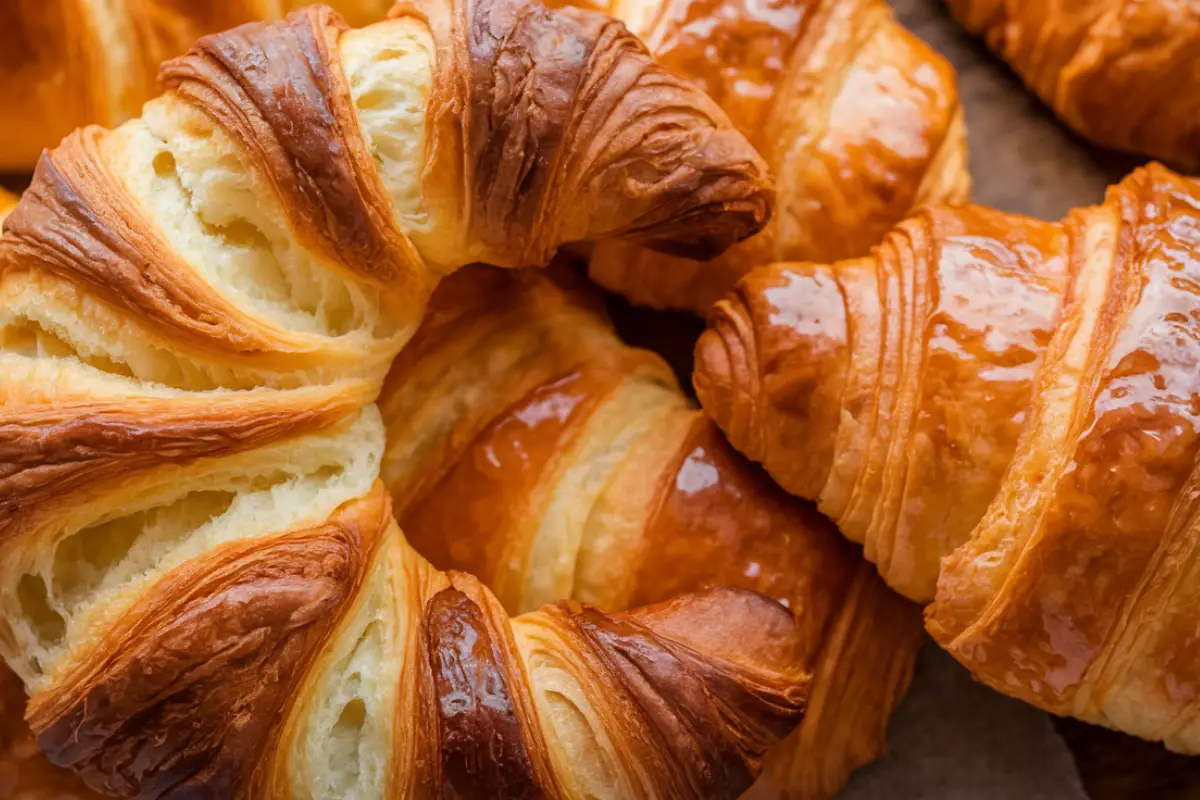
(946, 0, 1200, 168)
(0, 0, 395, 172)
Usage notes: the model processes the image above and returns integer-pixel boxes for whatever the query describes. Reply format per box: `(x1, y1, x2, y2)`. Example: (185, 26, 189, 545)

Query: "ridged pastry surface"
(697, 163, 1200, 753)
(947, 0, 1200, 167)
(0, 4, 802, 797)
(697, 203, 1071, 600)
(381, 265, 922, 799)
(579, 0, 970, 313)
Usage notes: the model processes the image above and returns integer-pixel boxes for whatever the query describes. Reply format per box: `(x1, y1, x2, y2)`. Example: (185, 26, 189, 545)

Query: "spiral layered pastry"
(380, 265, 923, 799)
(0, 3, 805, 796)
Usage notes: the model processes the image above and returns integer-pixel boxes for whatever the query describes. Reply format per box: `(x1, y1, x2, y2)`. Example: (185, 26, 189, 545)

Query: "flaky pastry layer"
(697, 164, 1200, 752)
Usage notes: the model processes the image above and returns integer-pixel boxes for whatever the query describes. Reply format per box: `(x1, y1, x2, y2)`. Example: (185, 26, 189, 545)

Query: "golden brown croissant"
(1, 0, 771, 363)
(0, 0, 397, 172)
(561, 0, 970, 313)
(0, 3, 807, 796)
(946, 0, 1200, 167)
(697, 201, 1067, 602)
(695, 162, 1200, 752)
(379, 265, 923, 799)
(6, 465, 807, 799)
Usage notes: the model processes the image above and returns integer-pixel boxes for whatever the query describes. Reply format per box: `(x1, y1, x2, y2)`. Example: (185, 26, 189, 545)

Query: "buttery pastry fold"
(946, 0, 1200, 167)
(380, 265, 923, 799)
(696, 163, 1200, 752)
(572, 0, 970, 313)
(0, 4, 804, 796)
(0, 185, 105, 800)
(3, 459, 807, 798)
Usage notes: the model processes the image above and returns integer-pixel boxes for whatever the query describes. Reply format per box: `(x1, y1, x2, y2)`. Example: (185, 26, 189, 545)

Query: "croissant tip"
(632, 174, 774, 261)
(694, 324, 732, 396)
(694, 294, 757, 447)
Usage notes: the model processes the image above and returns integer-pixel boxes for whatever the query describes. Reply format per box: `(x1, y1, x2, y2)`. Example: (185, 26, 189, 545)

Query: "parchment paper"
(840, 645, 1088, 798)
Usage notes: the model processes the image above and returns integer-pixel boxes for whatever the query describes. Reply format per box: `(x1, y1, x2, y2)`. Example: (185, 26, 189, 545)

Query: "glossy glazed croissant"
(0, 0, 395, 172)
(379, 265, 923, 799)
(946, 0, 1200, 167)
(696, 163, 1200, 752)
(564, 0, 970, 313)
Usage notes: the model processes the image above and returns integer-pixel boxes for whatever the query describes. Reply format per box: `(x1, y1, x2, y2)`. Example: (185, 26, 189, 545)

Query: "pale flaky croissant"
(0, 3, 809, 796)
(379, 265, 924, 800)
(0, 0, 396, 172)
(946, 0, 1200, 167)
(559, 0, 970, 313)
(695, 163, 1200, 752)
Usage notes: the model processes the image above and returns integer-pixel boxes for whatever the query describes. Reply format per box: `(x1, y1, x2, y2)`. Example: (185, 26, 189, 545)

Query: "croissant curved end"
(611, 154, 776, 262)
(695, 262, 851, 502)
(547, 5, 777, 262)
(397, 0, 775, 268)
(522, 586, 810, 797)
(622, 585, 808, 684)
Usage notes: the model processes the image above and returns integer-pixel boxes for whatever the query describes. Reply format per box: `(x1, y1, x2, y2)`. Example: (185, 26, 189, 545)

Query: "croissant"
(0, 2, 805, 795)
(7, 455, 809, 798)
(695, 162, 1200, 752)
(379, 265, 924, 799)
(0, 0, 398, 172)
(1, 0, 772, 358)
(555, 0, 969, 313)
(946, 0, 1200, 167)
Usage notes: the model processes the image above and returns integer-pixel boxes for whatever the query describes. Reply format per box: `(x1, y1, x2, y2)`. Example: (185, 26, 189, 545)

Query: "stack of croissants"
(2, 0, 1200, 798)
